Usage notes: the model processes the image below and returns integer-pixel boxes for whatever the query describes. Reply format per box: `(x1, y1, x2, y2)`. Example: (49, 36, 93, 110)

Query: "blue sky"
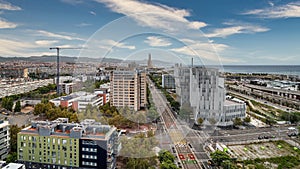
(0, 0, 300, 65)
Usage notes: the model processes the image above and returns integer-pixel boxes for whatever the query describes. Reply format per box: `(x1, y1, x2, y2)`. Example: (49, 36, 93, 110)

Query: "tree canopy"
(210, 150, 231, 166)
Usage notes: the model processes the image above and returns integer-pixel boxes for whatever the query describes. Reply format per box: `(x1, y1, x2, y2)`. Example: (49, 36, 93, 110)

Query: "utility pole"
(50, 47, 82, 95)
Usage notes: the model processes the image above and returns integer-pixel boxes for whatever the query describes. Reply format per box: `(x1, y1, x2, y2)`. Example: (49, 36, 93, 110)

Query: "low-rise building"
(222, 98, 246, 126)
(18, 118, 118, 169)
(50, 92, 103, 111)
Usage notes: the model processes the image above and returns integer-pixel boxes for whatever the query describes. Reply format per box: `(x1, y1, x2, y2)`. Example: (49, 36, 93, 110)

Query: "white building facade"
(0, 119, 10, 160)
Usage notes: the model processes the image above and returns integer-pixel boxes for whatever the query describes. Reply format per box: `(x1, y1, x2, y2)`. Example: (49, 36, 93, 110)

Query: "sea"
(221, 65, 300, 76)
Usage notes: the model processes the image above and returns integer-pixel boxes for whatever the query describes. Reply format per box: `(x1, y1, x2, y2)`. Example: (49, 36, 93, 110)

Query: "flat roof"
(3, 163, 24, 169)
(224, 100, 244, 106)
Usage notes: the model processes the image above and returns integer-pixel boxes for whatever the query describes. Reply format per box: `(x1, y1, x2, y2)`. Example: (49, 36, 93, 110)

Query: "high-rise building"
(189, 67, 225, 123)
(174, 64, 191, 105)
(147, 54, 153, 69)
(17, 118, 118, 169)
(110, 68, 147, 111)
(162, 74, 175, 89)
(174, 64, 245, 126)
(0, 119, 10, 160)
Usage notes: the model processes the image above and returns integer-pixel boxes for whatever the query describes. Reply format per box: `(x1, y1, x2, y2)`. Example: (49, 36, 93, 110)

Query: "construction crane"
(49, 47, 82, 95)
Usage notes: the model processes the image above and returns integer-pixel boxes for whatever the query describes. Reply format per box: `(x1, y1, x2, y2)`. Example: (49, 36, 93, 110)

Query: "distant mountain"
(0, 56, 122, 63)
(126, 59, 174, 67)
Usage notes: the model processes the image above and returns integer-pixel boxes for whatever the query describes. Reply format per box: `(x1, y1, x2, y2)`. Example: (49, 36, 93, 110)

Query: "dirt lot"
(21, 106, 34, 113)
(228, 140, 300, 160)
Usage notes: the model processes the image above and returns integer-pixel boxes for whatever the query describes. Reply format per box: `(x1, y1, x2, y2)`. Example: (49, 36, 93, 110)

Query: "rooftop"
(20, 118, 116, 140)
(2, 163, 25, 169)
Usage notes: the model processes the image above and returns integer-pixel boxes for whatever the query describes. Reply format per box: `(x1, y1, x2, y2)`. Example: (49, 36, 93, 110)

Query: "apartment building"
(110, 69, 147, 111)
(189, 67, 225, 123)
(17, 118, 118, 169)
(174, 64, 246, 126)
(0, 119, 10, 160)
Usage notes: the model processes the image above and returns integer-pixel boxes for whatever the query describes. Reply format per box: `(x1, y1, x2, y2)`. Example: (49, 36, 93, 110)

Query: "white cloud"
(206, 22, 269, 38)
(0, 0, 21, 10)
(0, 18, 17, 28)
(144, 36, 172, 47)
(268, 1, 275, 7)
(99, 39, 135, 50)
(0, 38, 35, 56)
(170, 38, 238, 63)
(90, 11, 96, 16)
(76, 23, 92, 27)
(35, 30, 84, 41)
(35, 40, 58, 46)
(60, 0, 83, 5)
(94, 0, 207, 32)
(243, 2, 300, 18)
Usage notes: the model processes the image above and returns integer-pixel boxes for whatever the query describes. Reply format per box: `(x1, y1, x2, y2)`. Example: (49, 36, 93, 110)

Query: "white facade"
(162, 74, 175, 89)
(189, 67, 225, 123)
(50, 91, 103, 111)
(174, 65, 246, 126)
(223, 99, 246, 122)
(0, 120, 10, 160)
(174, 64, 191, 105)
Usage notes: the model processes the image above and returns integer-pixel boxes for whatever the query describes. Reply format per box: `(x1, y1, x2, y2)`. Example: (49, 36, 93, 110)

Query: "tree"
(221, 160, 237, 169)
(14, 100, 21, 112)
(197, 118, 204, 125)
(10, 125, 21, 153)
(179, 103, 193, 122)
(160, 162, 179, 169)
(1, 97, 13, 111)
(243, 116, 251, 123)
(158, 150, 175, 163)
(6, 152, 17, 163)
(210, 150, 230, 166)
(233, 117, 242, 126)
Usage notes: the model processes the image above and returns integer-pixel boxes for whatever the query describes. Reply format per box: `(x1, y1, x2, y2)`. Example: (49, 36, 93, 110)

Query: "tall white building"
(174, 64, 245, 126)
(190, 67, 225, 123)
(174, 64, 191, 105)
(0, 119, 10, 160)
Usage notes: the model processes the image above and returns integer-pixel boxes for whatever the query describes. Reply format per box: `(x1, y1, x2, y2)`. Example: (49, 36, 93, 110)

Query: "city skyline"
(0, 0, 300, 65)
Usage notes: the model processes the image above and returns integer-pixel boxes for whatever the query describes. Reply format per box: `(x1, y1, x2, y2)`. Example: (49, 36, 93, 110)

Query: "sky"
(0, 0, 300, 65)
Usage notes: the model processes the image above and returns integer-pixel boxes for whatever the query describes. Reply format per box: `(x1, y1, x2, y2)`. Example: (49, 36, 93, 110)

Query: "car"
(288, 133, 297, 137)
(258, 136, 264, 140)
(188, 143, 192, 148)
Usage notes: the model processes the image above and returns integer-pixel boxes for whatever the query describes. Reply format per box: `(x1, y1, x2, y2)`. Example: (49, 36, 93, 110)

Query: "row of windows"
(82, 147, 97, 152)
(82, 161, 97, 166)
(20, 136, 77, 146)
(19, 155, 77, 165)
(82, 154, 97, 159)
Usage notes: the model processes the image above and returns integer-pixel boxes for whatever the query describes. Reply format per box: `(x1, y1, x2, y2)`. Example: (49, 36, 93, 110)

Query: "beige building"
(110, 68, 147, 111)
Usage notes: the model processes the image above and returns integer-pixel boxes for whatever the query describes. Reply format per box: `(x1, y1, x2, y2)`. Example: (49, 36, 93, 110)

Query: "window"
(62, 139, 67, 144)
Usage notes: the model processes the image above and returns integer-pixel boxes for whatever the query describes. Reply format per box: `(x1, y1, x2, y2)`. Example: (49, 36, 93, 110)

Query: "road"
(148, 77, 203, 169)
